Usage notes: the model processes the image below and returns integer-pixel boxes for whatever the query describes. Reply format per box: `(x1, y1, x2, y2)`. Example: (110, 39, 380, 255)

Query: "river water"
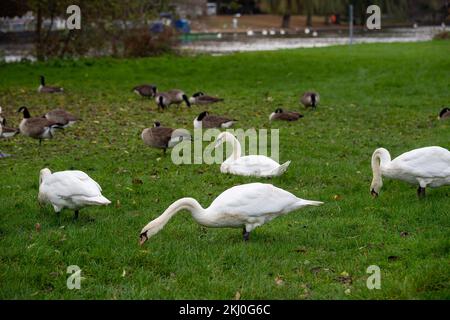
(1, 26, 447, 62)
(179, 26, 447, 54)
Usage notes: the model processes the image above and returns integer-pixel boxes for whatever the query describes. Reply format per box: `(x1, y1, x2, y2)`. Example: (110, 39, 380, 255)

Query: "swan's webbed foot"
(242, 227, 250, 241)
(417, 186, 426, 198)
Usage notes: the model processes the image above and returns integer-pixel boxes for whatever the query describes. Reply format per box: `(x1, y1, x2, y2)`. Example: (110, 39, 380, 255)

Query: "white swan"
(214, 132, 291, 177)
(38, 168, 111, 219)
(139, 183, 323, 244)
(370, 146, 450, 197)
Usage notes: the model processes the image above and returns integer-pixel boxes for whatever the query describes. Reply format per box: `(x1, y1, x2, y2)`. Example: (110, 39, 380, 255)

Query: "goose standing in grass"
(0, 119, 19, 138)
(269, 108, 303, 121)
(439, 107, 450, 120)
(300, 91, 319, 109)
(141, 121, 191, 154)
(139, 183, 323, 244)
(189, 92, 224, 105)
(18, 106, 64, 145)
(193, 111, 235, 129)
(214, 132, 291, 177)
(133, 84, 157, 98)
(155, 89, 191, 109)
(44, 109, 79, 128)
(38, 75, 64, 93)
(370, 146, 450, 198)
(38, 168, 111, 219)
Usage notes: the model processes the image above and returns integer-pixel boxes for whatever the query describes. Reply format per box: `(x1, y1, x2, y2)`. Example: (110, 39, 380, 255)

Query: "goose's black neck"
(20, 107, 31, 118)
(311, 94, 316, 107)
(40, 76, 45, 86)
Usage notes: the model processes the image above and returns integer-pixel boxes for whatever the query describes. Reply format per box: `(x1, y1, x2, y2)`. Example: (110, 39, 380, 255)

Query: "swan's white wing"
(44, 171, 103, 199)
(392, 147, 450, 178)
(208, 183, 300, 217)
(225, 156, 280, 174)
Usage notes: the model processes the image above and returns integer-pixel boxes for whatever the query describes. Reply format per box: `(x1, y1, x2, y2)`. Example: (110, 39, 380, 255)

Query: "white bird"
(139, 183, 323, 244)
(38, 168, 111, 219)
(214, 132, 291, 177)
(262, 29, 268, 36)
(370, 146, 450, 198)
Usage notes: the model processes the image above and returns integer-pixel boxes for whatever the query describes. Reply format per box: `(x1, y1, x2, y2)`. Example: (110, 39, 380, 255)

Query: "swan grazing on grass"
(370, 146, 450, 198)
(139, 183, 323, 244)
(38, 168, 111, 219)
(214, 132, 291, 177)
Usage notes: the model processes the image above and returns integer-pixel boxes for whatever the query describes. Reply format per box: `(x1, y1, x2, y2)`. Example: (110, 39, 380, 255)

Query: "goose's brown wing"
(279, 112, 302, 121)
(147, 127, 174, 148)
(23, 118, 61, 136)
(197, 95, 224, 104)
(46, 109, 78, 123)
(203, 115, 233, 128)
(41, 86, 63, 93)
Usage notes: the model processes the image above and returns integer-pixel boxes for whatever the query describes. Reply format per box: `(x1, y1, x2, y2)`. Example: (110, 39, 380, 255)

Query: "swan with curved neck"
(139, 183, 323, 244)
(370, 146, 450, 197)
(214, 132, 291, 177)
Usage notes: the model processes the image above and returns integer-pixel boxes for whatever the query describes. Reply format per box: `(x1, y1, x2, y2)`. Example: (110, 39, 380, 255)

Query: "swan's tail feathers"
(76, 195, 111, 206)
(271, 160, 291, 176)
(300, 200, 324, 207)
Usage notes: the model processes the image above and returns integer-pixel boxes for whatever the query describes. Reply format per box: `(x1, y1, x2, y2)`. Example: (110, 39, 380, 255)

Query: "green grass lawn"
(0, 41, 449, 299)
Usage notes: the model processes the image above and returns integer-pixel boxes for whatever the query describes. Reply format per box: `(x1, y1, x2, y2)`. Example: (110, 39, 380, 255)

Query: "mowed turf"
(0, 41, 449, 299)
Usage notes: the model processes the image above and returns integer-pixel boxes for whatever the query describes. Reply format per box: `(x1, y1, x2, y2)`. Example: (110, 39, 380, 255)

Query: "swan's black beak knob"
(370, 189, 379, 198)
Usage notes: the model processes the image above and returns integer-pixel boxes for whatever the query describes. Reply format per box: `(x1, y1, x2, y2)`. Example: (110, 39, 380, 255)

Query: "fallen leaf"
(345, 288, 351, 295)
(122, 269, 126, 277)
(275, 276, 284, 286)
(400, 231, 409, 237)
(234, 291, 241, 300)
(35, 223, 41, 232)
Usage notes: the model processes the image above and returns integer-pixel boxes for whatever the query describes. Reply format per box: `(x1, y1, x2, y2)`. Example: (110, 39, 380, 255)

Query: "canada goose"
(167, 89, 191, 107)
(0, 106, 4, 124)
(269, 108, 303, 121)
(154, 89, 191, 110)
(139, 183, 323, 244)
(193, 111, 236, 129)
(439, 107, 450, 120)
(38, 168, 111, 219)
(133, 84, 157, 98)
(141, 122, 191, 154)
(44, 109, 79, 128)
(154, 92, 172, 110)
(38, 75, 63, 93)
(18, 106, 64, 145)
(300, 91, 320, 109)
(370, 146, 450, 198)
(189, 92, 224, 105)
(0, 119, 19, 138)
(214, 132, 291, 177)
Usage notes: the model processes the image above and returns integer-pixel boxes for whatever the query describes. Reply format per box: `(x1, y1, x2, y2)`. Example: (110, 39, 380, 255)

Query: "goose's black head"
(154, 121, 161, 127)
(1, 118, 6, 126)
(152, 86, 157, 95)
(439, 107, 450, 118)
(39, 75, 45, 86)
(275, 108, 283, 113)
(192, 91, 204, 98)
(197, 111, 209, 121)
(17, 106, 31, 118)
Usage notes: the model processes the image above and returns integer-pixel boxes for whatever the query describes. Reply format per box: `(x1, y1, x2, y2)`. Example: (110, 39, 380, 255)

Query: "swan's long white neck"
(222, 132, 242, 161)
(370, 148, 391, 192)
(141, 198, 206, 239)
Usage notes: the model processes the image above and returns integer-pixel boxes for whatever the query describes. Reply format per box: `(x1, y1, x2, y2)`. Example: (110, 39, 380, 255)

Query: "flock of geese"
(1, 75, 449, 245)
